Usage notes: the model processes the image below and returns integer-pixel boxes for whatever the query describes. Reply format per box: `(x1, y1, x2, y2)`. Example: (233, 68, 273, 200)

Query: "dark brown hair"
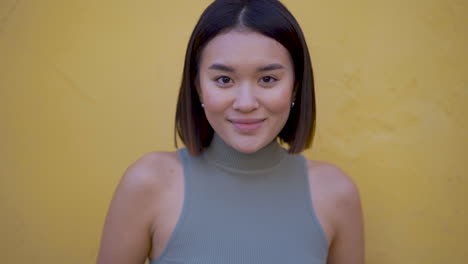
(175, 0, 316, 155)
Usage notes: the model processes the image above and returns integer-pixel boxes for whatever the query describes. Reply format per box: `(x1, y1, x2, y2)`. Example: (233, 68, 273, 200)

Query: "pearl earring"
(291, 101, 295, 108)
(201, 103, 205, 108)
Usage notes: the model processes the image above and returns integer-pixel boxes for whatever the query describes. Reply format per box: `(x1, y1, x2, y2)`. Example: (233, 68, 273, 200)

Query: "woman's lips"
(229, 118, 265, 133)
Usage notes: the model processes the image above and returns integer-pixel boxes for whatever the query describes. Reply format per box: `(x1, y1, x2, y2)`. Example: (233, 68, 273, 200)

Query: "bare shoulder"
(97, 151, 182, 263)
(108, 151, 183, 217)
(305, 160, 365, 263)
(119, 151, 181, 193)
(306, 160, 361, 207)
(107, 151, 182, 219)
(305, 160, 363, 247)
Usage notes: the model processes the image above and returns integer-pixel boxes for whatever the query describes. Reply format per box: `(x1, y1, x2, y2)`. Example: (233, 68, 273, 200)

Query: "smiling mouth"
(228, 118, 266, 133)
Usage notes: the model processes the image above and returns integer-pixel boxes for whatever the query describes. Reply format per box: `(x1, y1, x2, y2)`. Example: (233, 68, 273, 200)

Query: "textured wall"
(1, 0, 466, 263)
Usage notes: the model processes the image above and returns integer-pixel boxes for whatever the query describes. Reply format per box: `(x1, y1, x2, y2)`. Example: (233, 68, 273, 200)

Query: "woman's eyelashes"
(215, 76, 234, 87)
(259, 75, 278, 86)
(213, 75, 279, 87)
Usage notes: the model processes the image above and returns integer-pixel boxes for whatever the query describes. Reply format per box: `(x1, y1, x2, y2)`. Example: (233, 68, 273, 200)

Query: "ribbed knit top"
(150, 134, 328, 264)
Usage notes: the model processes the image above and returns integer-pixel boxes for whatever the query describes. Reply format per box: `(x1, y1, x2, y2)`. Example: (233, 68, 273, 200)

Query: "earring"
(291, 101, 295, 108)
(201, 103, 205, 108)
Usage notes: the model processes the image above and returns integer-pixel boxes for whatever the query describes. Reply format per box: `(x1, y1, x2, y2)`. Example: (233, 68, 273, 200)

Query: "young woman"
(97, 0, 364, 263)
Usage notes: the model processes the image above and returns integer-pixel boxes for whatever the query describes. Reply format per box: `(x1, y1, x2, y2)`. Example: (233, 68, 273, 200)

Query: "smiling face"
(198, 29, 295, 153)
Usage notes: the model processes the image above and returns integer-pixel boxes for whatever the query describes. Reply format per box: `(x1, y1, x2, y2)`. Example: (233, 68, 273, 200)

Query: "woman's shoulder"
(129, 150, 181, 173)
(97, 151, 183, 263)
(305, 159, 362, 239)
(305, 159, 365, 261)
(305, 159, 360, 202)
(116, 151, 182, 199)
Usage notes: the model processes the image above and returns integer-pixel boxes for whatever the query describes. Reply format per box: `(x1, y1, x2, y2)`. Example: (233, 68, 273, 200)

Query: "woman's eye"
(260, 76, 277, 84)
(215, 76, 233, 85)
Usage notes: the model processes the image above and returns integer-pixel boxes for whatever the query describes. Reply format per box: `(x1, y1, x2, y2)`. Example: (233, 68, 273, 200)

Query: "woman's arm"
(308, 162, 365, 264)
(96, 154, 163, 264)
(326, 170, 364, 264)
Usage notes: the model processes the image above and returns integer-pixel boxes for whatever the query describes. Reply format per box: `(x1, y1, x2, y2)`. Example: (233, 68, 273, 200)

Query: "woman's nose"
(232, 83, 259, 112)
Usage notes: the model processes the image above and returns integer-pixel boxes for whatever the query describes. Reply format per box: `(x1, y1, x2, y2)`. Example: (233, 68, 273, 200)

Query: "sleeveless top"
(150, 134, 328, 264)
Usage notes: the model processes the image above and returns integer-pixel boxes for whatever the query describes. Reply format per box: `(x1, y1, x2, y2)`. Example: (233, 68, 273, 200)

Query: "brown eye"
(260, 76, 277, 84)
(215, 76, 233, 86)
(221, 77, 231, 83)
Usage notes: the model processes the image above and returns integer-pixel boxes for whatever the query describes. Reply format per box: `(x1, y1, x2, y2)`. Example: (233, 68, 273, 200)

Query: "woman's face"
(198, 29, 295, 153)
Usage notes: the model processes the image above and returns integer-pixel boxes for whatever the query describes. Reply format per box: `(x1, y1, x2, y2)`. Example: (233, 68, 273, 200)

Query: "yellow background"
(1, 0, 467, 263)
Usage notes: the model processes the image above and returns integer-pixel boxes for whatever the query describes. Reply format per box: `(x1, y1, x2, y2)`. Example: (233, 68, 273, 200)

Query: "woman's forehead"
(200, 30, 293, 70)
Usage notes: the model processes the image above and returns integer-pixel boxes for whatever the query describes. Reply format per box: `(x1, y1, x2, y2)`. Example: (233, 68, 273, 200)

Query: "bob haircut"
(175, 0, 316, 155)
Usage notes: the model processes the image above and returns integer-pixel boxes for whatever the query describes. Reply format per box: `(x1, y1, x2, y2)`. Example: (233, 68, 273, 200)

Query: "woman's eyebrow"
(208, 64, 235, 72)
(208, 63, 285, 72)
(256, 63, 284, 72)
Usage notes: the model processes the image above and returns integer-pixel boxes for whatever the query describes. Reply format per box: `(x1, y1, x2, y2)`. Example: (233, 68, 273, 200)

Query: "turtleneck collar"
(202, 133, 287, 171)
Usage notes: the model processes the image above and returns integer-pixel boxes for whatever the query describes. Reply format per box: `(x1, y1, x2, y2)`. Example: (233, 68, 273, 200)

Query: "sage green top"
(150, 134, 328, 264)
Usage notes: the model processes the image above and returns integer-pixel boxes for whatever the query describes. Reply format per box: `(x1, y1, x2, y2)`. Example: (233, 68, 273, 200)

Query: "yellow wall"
(1, 0, 466, 263)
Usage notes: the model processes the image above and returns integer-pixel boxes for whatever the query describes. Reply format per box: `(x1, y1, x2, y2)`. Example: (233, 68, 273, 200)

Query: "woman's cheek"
(202, 89, 232, 112)
(262, 87, 294, 112)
